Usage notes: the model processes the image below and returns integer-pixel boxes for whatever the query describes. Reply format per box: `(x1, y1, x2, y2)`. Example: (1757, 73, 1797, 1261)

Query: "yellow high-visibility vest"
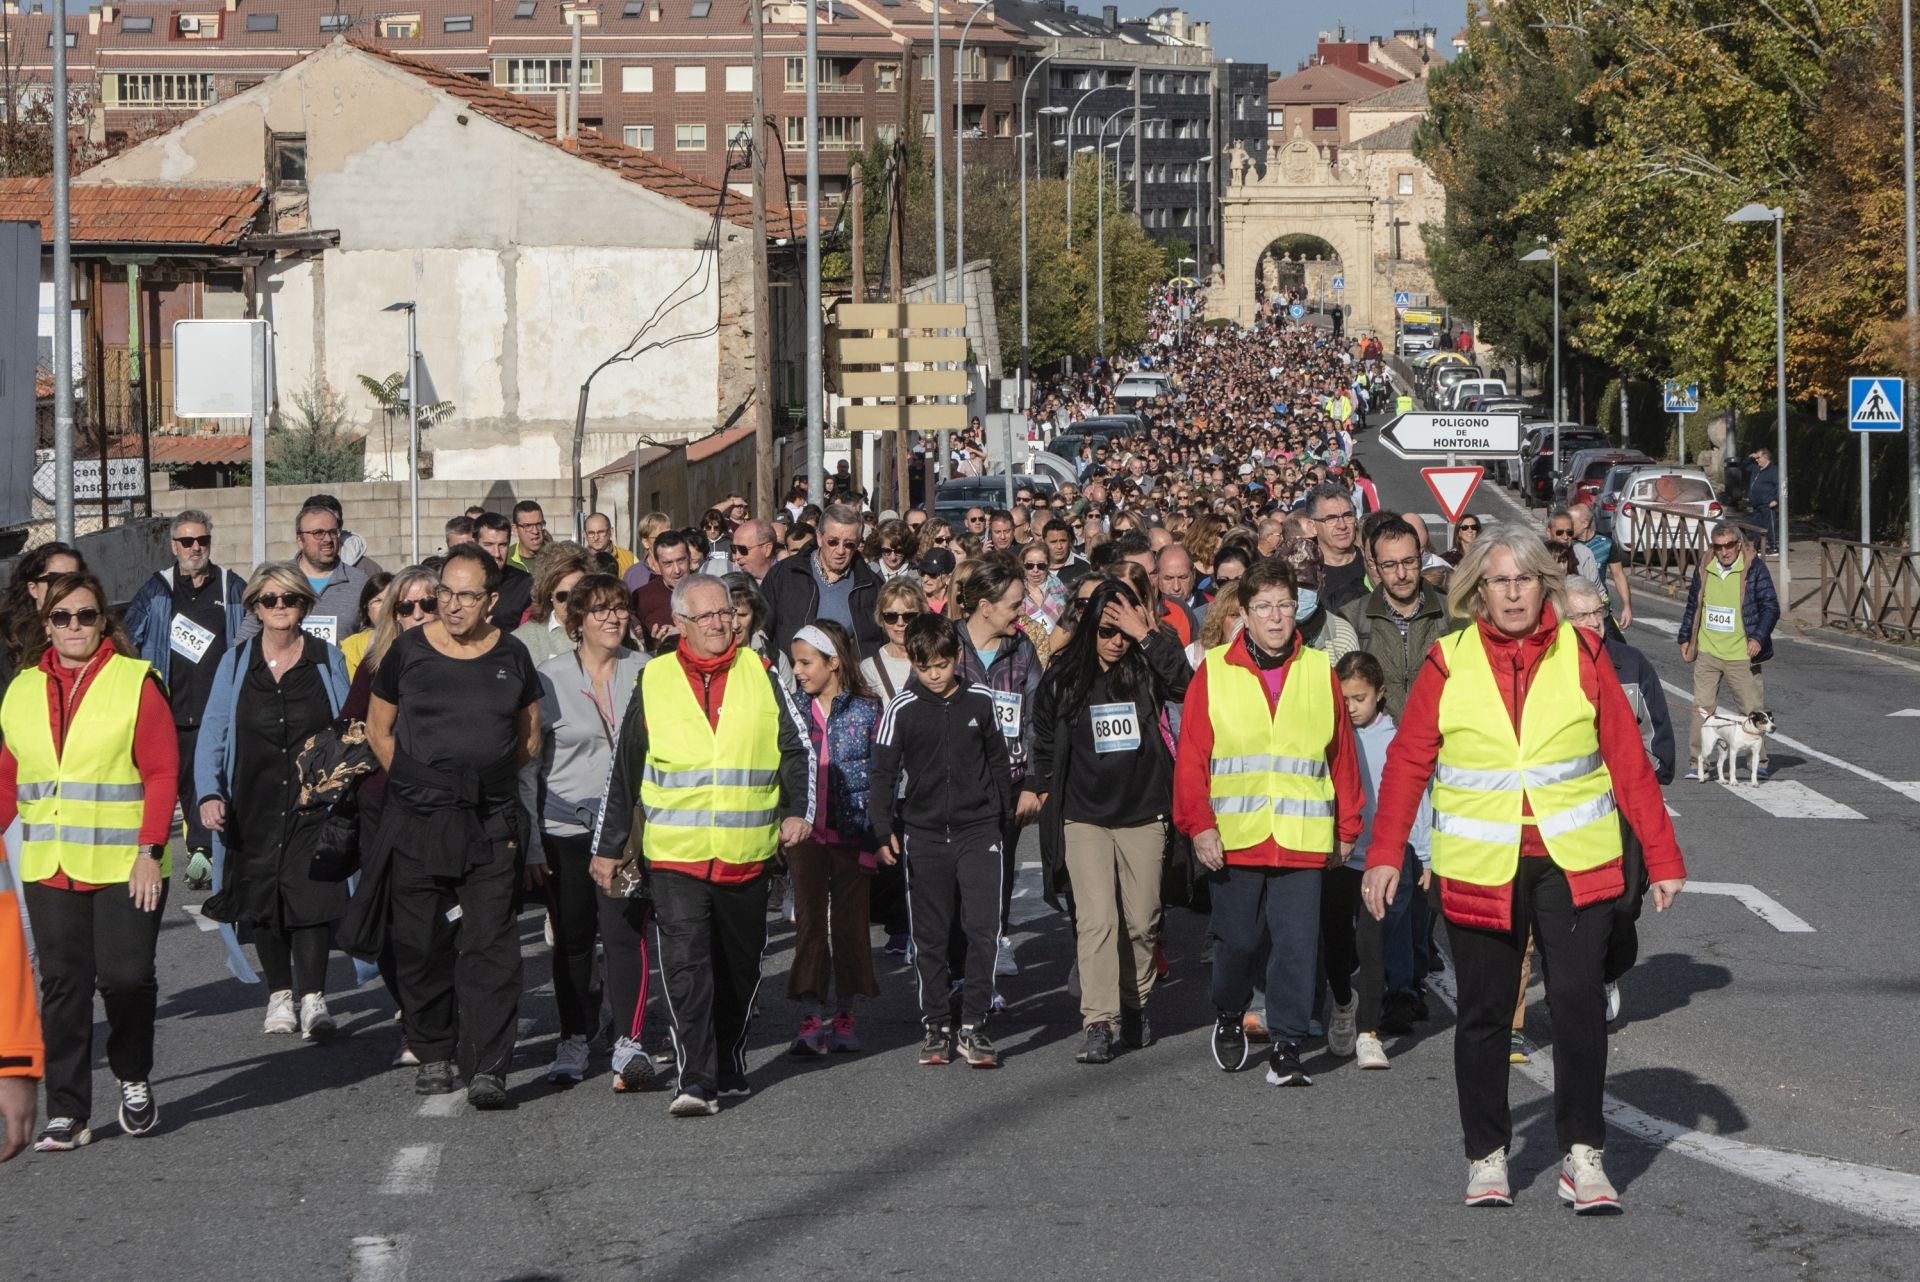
(0, 653, 166, 884)
(638, 649, 782, 866)
(1203, 642, 1337, 853)
(1430, 623, 1622, 885)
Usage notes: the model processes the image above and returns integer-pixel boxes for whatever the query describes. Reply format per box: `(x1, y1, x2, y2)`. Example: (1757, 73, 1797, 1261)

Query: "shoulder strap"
(873, 655, 897, 700)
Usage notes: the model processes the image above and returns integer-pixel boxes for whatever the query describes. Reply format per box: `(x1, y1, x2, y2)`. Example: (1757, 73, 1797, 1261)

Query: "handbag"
(293, 718, 379, 882)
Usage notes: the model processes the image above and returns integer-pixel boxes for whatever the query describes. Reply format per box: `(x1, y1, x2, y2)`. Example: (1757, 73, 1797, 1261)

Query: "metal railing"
(1616, 503, 1762, 592)
(1817, 539, 1920, 641)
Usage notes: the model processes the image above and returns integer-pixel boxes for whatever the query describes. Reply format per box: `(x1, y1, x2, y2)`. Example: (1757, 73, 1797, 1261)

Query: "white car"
(1613, 468, 1725, 558)
(1443, 378, 1509, 411)
(1113, 380, 1162, 405)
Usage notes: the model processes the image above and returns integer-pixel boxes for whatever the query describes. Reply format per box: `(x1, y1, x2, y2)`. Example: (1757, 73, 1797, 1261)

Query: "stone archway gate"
(1217, 133, 1381, 336)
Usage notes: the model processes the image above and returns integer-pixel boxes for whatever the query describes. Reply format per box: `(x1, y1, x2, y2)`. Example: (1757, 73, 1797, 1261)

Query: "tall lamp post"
(1175, 256, 1195, 344)
(1015, 54, 1056, 420)
(1059, 83, 1124, 250)
(953, 0, 998, 312)
(1193, 153, 1212, 276)
(1521, 243, 1561, 485)
(1904, 0, 1919, 552)
(1726, 201, 1790, 608)
(381, 301, 421, 561)
(803, 0, 823, 504)
(1094, 107, 1140, 357)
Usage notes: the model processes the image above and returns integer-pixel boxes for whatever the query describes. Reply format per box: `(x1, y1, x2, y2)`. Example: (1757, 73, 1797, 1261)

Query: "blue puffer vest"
(811, 690, 880, 848)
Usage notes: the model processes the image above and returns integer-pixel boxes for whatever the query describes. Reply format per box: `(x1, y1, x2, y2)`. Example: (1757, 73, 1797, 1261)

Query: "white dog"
(1697, 710, 1775, 785)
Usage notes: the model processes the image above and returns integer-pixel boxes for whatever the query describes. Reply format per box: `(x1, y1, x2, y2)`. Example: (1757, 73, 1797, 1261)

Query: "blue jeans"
(1208, 864, 1322, 1044)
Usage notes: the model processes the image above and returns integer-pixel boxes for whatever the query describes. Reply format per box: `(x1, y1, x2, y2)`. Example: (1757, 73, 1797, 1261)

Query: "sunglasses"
(1457, 524, 1481, 532)
(173, 534, 210, 548)
(256, 593, 306, 610)
(881, 610, 920, 624)
(730, 542, 766, 556)
(822, 537, 859, 549)
(552, 590, 571, 604)
(1096, 624, 1125, 640)
(30, 572, 64, 586)
(1023, 561, 1048, 571)
(393, 597, 439, 619)
(49, 607, 101, 629)
(932, 535, 951, 545)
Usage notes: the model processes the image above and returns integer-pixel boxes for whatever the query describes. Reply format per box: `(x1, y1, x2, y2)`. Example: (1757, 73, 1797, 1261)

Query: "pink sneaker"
(789, 1014, 829, 1057)
(830, 1010, 860, 1053)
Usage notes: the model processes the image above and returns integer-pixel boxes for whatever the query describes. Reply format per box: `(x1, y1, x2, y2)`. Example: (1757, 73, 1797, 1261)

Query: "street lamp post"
(1095, 107, 1142, 358)
(804, 0, 824, 505)
(381, 301, 421, 562)
(1175, 255, 1195, 344)
(1193, 154, 1212, 277)
(1521, 244, 1561, 485)
(1904, 0, 1919, 552)
(1727, 202, 1791, 610)
(954, 0, 998, 313)
(1016, 55, 1055, 422)
(1060, 83, 1123, 250)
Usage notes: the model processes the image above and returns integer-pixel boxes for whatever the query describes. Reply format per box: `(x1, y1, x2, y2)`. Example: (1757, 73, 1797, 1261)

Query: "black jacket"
(761, 552, 885, 659)
(868, 679, 1012, 845)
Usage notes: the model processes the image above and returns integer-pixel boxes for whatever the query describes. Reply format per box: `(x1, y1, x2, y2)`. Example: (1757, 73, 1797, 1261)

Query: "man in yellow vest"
(1174, 558, 1364, 1087)
(592, 573, 812, 1117)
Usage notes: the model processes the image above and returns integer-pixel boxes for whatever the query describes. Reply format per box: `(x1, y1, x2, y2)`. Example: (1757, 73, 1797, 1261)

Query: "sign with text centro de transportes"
(1377, 412, 1522, 460)
(1662, 380, 1699, 414)
(1848, 377, 1903, 432)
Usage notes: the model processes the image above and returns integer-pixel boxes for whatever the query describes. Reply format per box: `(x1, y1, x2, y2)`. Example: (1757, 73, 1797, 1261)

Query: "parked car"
(1516, 422, 1593, 493)
(1442, 378, 1509, 412)
(1613, 468, 1724, 558)
(1424, 364, 1484, 410)
(1112, 379, 1163, 407)
(1559, 447, 1654, 508)
(934, 474, 1058, 524)
(1525, 429, 1610, 508)
(1592, 461, 1648, 540)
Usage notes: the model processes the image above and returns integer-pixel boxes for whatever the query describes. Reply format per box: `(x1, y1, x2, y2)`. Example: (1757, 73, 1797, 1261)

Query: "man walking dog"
(1677, 521, 1779, 779)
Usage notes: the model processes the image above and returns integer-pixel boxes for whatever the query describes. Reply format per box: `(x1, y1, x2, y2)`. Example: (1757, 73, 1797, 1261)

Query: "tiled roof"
(351, 41, 794, 233)
(1267, 63, 1396, 106)
(1351, 78, 1429, 112)
(0, 179, 262, 247)
(149, 434, 255, 466)
(1352, 116, 1420, 151)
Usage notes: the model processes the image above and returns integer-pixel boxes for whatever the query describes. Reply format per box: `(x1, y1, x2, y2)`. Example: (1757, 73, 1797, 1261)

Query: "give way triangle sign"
(1422, 466, 1485, 524)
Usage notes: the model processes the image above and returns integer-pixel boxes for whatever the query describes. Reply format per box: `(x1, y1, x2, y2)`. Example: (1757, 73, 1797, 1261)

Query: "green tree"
(266, 380, 365, 486)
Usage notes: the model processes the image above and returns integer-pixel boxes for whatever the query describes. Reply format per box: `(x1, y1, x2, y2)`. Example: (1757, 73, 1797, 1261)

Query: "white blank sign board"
(173, 318, 272, 418)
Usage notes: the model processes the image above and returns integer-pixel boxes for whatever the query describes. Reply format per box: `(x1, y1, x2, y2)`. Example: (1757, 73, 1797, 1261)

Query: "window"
(920, 110, 935, 136)
(675, 122, 707, 150)
(1398, 172, 1415, 196)
(674, 65, 705, 93)
(443, 14, 474, 33)
(989, 54, 1011, 81)
(498, 57, 603, 92)
(621, 0, 642, 13)
(784, 57, 805, 90)
(992, 111, 1010, 138)
(959, 47, 984, 81)
(121, 15, 153, 32)
(917, 53, 934, 80)
(624, 124, 654, 149)
(622, 64, 653, 92)
(319, 13, 350, 31)
(514, 0, 537, 16)
(724, 64, 752, 93)
(785, 115, 862, 150)
(380, 13, 422, 38)
(246, 13, 278, 31)
(874, 61, 898, 92)
(271, 134, 307, 187)
(1267, 108, 1284, 129)
(46, 30, 76, 46)
(1311, 106, 1337, 131)
(690, 0, 712, 14)
(724, 120, 750, 148)
(99, 72, 216, 108)
(875, 121, 898, 143)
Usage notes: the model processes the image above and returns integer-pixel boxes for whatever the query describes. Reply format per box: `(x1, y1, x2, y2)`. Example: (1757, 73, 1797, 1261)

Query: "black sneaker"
(1378, 994, 1415, 1037)
(466, 1073, 509, 1110)
(1119, 1005, 1154, 1050)
(1211, 1011, 1251, 1072)
(1265, 1042, 1312, 1087)
(33, 1118, 92, 1152)
(117, 1080, 159, 1136)
(414, 1060, 458, 1095)
(1075, 1022, 1116, 1064)
(919, 1025, 952, 1066)
(1407, 990, 1431, 1023)
(956, 1025, 999, 1069)
(716, 1076, 753, 1099)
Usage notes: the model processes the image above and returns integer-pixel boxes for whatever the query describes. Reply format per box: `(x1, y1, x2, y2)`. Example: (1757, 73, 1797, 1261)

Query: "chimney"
(1102, 4, 1116, 30)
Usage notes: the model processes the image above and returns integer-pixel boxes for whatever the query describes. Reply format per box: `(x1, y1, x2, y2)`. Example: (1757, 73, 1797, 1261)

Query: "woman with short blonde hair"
(240, 563, 318, 616)
(1445, 525, 1569, 623)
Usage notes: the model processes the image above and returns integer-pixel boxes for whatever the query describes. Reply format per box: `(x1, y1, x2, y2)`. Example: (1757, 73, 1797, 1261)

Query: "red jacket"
(1367, 607, 1686, 930)
(1174, 632, 1364, 869)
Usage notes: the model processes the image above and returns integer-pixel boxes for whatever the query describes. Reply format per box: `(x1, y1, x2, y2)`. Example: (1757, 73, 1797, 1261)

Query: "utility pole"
(850, 159, 866, 498)
(1904, 0, 1919, 551)
(804, 0, 824, 507)
(52, 0, 73, 543)
(751, 0, 774, 516)
(930, 1, 950, 486)
(888, 146, 910, 514)
(566, 10, 583, 140)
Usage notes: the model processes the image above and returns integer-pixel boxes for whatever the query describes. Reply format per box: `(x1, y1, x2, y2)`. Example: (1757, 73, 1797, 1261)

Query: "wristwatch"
(139, 844, 164, 862)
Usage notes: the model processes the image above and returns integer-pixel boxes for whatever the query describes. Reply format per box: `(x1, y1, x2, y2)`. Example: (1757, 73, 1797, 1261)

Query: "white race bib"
(992, 690, 1022, 739)
(1703, 605, 1737, 634)
(302, 615, 338, 645)
(1090, 701, 1141, 754)
(168, 614, 216, 664)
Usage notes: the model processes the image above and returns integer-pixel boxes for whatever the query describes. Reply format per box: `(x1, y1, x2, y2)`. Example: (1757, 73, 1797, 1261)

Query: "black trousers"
(650, 869, 768, 1096)
(24, 879, 169, 1125)
(542, 832, 601, 1039)
(255, 924, 330, 996)
(869, 856, 910, 936)
(176, 723, 211, 852)
(1447, 859, 1612, 1159)
(905, 830, 1001, 1029)
(389, 843, 523, 1082)
(1319, 866, 1385, 1034)
(598, 891, 653, 1045)
(1604, 824, 1648, 985)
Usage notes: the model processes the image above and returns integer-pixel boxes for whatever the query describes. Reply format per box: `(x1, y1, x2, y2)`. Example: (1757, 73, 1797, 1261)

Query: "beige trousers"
(1063, 820, 1167, 1029)
(1688, 651, 1767, 765)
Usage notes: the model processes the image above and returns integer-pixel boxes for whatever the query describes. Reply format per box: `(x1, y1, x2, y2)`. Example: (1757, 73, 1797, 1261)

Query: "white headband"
(793, 624, 838, 660)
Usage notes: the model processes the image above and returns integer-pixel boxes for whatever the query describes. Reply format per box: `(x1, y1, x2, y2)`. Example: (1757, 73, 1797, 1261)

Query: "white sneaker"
(263, 990, 298, 1035)
(1327, 993, 1358, 1057)
(547, 1034, 590, 1083)
(994, 935, 1019, 977)
(1465, 1146, 1514, 1207)
(1604, 981, 1621, 1023)
(1559, 1143, 1622, 1214)
(669, 1090, 718, 1118)
(1354, 1032, 1390, 1070)
(298, 993, 336, 1042)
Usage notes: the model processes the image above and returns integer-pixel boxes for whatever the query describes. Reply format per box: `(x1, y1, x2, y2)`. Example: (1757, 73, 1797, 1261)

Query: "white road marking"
(416, 1092, 464, 1117)
(517, 1017, 537, 1038)
(349, 1236, 410, 1282)
(379, 1144, 443, 1195)
(1429, 971, 1920, 1229)
(1658, 676, 1920, 805)
(1685, 881, 1817, 932)
(1891, 709, 1920, 717)
(180, 904, 222, 933)
(1633, 614, 1679, 637)
(1716, 779, 1864, 820)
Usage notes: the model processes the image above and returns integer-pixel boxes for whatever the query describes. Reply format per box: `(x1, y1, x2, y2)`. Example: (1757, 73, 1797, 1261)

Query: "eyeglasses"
(172, 534, 210, 548)
(881, 610, 920, 624)
(394, 597, 439, 619)
(515, 520, 548, 532)
(1482, 574, 1541, 595)
(1376, 555, 1421, 575)
(49, 607, 101, 630)
(1711, 539, 1741, 551)
(1248, 600, 1300, 618)
(435, 586, 490, 607)
(589, 603, 632, 620)
(299, 526, 341, 540)
(256, 593, 305, 610)
(1316, 511, 1356, 524)
(822, 537, 858, 549)
(677, 608, 733, 628)
(1570, 608, 1608, 624)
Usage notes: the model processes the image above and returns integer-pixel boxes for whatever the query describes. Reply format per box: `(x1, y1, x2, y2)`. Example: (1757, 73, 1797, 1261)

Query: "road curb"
(1787, 620, 1920, 666)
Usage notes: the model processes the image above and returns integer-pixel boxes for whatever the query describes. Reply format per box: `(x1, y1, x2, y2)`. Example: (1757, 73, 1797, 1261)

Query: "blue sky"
(1194, 0, 1456, 74)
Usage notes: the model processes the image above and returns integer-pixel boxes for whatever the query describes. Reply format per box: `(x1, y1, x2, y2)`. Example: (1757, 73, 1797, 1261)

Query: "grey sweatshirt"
(518, 647, 650, 864)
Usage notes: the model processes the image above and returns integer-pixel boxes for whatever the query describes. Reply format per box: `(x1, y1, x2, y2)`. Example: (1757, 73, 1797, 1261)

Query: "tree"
(266, 381, 365, 485)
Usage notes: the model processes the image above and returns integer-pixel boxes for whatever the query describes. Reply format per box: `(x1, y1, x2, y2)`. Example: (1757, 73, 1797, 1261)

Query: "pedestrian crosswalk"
(1712, 779, 1864, 820)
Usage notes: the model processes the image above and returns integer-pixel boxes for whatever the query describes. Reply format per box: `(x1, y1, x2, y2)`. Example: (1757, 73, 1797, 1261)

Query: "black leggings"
(543, 831, 602, 1039)
(255, 924, 330, 996)
(1318, 866, 1385, 1034)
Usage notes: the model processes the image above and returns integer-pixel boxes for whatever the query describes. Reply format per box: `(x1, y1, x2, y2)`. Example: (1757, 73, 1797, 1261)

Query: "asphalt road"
(5, 423, 1920, 1279)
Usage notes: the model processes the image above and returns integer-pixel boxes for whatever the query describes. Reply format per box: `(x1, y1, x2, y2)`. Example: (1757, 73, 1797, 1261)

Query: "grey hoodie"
(518, 647, 650, 865)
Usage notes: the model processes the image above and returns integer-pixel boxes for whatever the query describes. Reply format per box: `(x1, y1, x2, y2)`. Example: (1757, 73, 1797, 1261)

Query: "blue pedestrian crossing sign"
(1662, 380, 1699, 414)
(1289, 303, 1305, 319)
(1393, 290, 1412, 307)
(1331, 276, 1345, 292)
(1848, 377, 1903, 431)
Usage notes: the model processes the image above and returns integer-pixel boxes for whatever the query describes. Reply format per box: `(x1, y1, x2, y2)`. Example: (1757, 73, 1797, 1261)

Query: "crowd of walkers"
(0, 287, 1691, 1214)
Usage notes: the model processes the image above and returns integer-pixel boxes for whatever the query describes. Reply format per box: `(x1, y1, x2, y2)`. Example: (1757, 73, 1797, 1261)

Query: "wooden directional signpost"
(829, 302, 968, 512)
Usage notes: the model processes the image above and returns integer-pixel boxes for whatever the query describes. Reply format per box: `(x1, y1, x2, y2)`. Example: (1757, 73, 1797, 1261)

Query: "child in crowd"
(1325, 651, 1430, 1070)
(868, 614, 1011, 1069)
